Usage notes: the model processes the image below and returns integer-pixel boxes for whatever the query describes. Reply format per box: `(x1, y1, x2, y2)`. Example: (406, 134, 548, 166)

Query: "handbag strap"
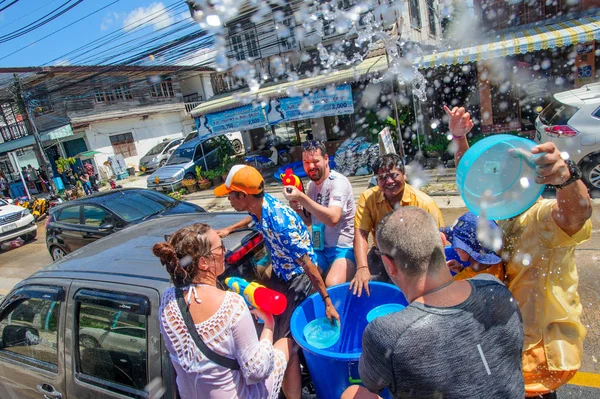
(175, 287, 240, 370)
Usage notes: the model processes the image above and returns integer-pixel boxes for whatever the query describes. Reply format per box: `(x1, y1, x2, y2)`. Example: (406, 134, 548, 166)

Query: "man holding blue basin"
(342, 207, 525, 399)
(446, 105, 593, 398)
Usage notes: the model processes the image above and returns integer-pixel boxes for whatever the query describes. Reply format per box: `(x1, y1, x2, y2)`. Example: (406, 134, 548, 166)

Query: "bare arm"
(349, 228, 371, 297)
(216, 215, 253, 238)
(296, 254, 341, 325)
(443, 105, 474, 166)
(283, 186, 341, 227)
(530, 143, 592, 236)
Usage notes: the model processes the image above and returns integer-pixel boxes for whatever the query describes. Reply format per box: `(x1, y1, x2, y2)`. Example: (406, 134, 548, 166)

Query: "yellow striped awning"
(415, 15, 600, 69)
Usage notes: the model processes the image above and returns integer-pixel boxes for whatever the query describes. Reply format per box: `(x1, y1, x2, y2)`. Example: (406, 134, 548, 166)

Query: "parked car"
(534, 82, 600, 191)
(138, 137, 184, 173)
(0, 212, 270, 399)
(184, 130, 245, 154)
(0, 197, 37, 245)
(146, 137, 223, 192)
(45, 188, 205, 261)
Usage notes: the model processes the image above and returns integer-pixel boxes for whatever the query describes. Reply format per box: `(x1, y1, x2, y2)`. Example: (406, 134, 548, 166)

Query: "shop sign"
(266, 84, 354, 125)
(196, 104, 267, 139)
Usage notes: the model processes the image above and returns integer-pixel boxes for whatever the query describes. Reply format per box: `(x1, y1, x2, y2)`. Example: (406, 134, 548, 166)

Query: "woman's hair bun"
(152, 242, 178, 266)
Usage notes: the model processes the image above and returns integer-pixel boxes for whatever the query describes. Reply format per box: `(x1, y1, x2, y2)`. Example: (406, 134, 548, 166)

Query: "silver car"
(138, 138, 184, 173)
(0, 212, 271, 399)
(534, 82, 600, 191)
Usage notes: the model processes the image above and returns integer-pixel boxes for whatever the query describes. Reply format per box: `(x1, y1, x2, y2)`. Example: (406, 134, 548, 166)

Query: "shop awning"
(74, 150, 101, 158)
(0, 134, 35, 153)
(39, 124, 73, 142)
(415, 15, 600, 69)
(190, 55, 388, 116)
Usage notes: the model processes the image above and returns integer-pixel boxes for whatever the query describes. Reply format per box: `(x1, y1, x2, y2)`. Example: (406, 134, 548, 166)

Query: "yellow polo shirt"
(452, 263, 505, 282)
(354, 184, 444, 245)
(498, 199, 592, 395)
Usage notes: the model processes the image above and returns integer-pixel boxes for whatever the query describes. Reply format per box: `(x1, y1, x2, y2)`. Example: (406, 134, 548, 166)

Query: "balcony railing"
(0, 121, 30, 143)
(185, 101, 203, 114)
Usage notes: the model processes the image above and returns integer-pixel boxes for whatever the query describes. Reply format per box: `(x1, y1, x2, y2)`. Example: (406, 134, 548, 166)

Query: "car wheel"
(159, 159, 166, 168)
(231, 139, 243, 154)
(21, 230, 38, 242)
(80, 335, 100, 349)
(581, 155, 600, 193)
(278, 152, 292, 165)
(184, 172, 195, 181)
(50, 246, 67, 261)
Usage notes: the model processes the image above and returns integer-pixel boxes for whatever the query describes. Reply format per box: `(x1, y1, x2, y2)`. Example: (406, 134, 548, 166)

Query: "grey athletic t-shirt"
(359, 274, 525, 398)
(306, 170, 355, 248)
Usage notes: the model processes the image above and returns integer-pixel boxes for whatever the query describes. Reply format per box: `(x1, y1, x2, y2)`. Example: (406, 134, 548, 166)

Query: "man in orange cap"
(214, 165, 341, 342)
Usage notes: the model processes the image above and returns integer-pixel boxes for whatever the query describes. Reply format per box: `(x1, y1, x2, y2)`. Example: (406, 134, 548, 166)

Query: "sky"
(0, 0, 195, 67)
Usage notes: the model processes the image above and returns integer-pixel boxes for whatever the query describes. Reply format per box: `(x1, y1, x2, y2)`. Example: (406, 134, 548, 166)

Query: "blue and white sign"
(196, 104, 267, 139)
(266, 84, 354, 125)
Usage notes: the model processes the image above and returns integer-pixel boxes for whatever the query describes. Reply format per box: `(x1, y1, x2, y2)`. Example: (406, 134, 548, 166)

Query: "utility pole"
(13, 73, 55, 192)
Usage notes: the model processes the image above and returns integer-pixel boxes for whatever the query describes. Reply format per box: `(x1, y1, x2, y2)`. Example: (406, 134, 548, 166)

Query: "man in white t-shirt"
(283, 140, 356, 287)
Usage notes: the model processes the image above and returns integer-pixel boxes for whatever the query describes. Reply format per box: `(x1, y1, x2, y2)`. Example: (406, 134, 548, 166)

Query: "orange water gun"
(281, 168, 304, 193)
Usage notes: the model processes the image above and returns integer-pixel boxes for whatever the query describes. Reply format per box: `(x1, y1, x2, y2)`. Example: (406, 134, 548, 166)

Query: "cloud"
(123, 2, 174, 32)
(100, 11, 124, 31)
(177, 47, 216, 67)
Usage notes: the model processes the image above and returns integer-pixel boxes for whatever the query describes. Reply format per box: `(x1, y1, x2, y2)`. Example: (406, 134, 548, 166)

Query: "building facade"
(0, 66, 214, 189)
(189, 0, 442, 156)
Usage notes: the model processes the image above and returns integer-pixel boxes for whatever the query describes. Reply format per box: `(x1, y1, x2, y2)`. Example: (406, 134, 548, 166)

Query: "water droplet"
(520, 177, 530, 189)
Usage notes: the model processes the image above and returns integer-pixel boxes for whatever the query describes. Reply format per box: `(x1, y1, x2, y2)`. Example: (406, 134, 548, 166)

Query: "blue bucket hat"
(442, 212, 502, 265)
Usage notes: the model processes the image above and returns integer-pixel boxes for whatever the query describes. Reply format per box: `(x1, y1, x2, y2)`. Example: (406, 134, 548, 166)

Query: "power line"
(0, 0, 19, 14)
(0, 0, 120, 62)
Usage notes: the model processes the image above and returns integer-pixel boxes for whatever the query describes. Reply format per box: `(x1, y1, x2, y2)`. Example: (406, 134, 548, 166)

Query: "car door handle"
(130, 338, 138, 342)
(37, 383, 62, 399)
(82, 232, 94, 238)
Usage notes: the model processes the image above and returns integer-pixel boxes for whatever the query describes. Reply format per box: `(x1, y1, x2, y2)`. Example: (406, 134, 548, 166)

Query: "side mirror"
(2, 325, 40, 347)
(98, 223, 114, 232)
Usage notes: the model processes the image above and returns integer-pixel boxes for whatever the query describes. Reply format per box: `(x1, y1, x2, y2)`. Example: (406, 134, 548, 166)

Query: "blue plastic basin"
(291, 282, 408, 399)
(456, 134, 545, 220)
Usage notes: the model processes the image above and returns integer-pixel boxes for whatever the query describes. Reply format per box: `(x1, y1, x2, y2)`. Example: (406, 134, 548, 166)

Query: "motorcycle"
(244, 140, 292, 170)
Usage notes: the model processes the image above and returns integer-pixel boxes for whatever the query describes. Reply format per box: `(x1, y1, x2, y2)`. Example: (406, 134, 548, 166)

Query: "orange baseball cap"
(214, 165, 265, 197)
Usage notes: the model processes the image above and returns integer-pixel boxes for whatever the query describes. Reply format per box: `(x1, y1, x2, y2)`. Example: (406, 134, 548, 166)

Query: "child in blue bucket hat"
(442, 212, 505, 282)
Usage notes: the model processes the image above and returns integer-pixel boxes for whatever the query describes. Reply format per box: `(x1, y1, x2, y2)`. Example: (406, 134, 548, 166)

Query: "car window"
(76, 295, 148, 391)
(146, 141, 170, 156)
(102, 191, 171, 222)
(57, 206, 80, 224)
(0, 297, 60, 366)
(82, 205, 110, 227)
(539, 99, 579, 125)
(166, 146, 194, 165)
(593, 106, 600, 119)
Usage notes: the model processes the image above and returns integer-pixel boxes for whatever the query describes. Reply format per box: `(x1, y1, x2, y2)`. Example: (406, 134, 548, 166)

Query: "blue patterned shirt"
(250, 193, 315, 282)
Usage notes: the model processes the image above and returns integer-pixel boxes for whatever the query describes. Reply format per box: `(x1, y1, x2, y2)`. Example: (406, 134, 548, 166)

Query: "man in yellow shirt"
(446, 105, 593, 398)
(349, 153, 444, 296)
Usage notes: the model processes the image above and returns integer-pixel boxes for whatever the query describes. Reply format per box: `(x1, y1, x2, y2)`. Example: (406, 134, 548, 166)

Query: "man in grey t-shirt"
(283, 140, 356, 287)
(342, 207, 524, 399)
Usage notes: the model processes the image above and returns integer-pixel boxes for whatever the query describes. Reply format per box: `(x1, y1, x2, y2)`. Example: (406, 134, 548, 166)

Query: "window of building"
(75, 290, 148, 392)
(427, 0, 437, 36)
(279, 16, 298, 51)
(150, 78, 174, 98)
(409, 0, 421, 29)
(229, 28, 260, 61)
(109, 133, 137, 158)
(0, 291, 61, 367)
(94, 85, 133, 103)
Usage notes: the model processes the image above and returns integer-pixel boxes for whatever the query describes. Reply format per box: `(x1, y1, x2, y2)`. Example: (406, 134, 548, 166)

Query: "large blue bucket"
(291, 282, 408, 398)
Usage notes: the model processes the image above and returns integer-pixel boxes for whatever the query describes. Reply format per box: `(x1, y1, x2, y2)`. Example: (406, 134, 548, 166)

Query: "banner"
(196, 104, 267, 139)
(266, 84, 354, 125)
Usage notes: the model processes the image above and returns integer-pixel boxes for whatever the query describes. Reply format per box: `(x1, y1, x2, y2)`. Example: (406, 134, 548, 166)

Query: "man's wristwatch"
(549, 160, 582, 189)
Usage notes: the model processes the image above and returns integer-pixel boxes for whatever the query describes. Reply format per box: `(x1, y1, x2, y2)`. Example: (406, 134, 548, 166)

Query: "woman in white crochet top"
(153, 223, 301, 399)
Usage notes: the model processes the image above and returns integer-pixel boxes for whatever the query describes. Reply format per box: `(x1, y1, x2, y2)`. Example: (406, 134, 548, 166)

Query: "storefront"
(193, 83, 360, 159)
(415, 15, 600, 136)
